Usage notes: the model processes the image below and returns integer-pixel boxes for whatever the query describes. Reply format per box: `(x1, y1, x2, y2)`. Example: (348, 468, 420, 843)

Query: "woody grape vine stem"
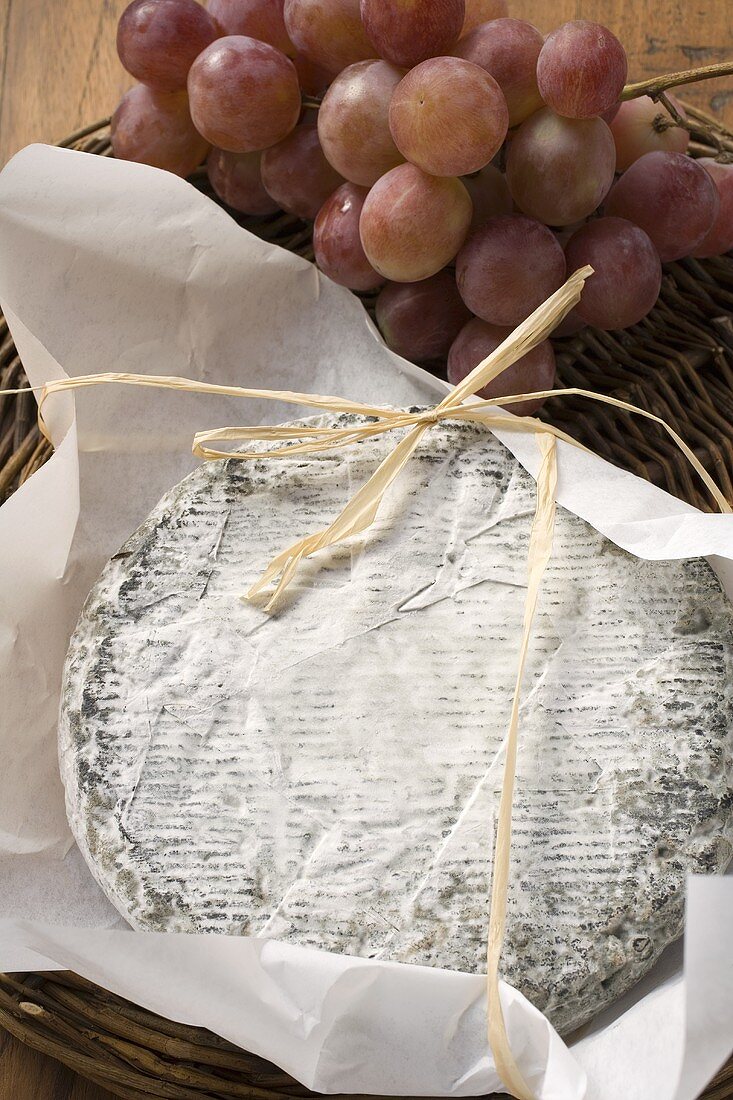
(620, 60, 733, 101)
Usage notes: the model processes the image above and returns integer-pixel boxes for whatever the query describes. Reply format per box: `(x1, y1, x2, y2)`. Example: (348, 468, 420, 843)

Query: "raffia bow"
(9, 264, 731, 1100)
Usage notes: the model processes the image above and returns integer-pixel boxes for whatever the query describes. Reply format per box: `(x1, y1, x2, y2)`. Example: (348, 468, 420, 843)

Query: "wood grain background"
(0, 0, 732, 1097)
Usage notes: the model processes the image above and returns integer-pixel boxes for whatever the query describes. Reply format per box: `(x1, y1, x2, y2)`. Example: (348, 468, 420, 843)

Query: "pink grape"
(375, 271, 472, 361)
(610, 95, 690, 171)
(207, 0, 294, 54)
(318, 61, 404, 187)
(389, 57, 508, 177)
(283, 0, 374, 74)
(447, 318, 556, 415)
(506, 108, 616, 225)
(359, 0, 464, 68)
(117, 0, 218, 91)
(456, 214, 566, 325)
(454, 18, 544, 128)
(461, 0, 508, 36)
(313, 183, 385, 291)
(463, 165, 512, 233)
(207, 148, 280, 214)
(564, 217, 662, 330)
(537, 21, 628, 119)
(691, 159, 733, 258)
(188, 36, 300, 152)
(292, 53, 332, 96)
(604, 151, 719, 262)
(261, 121, 344, 219)
(359, 163, 472, 281)
(111, 85, 209, 176)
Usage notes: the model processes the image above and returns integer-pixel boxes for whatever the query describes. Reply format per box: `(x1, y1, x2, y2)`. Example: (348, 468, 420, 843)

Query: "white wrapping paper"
(0, 144, 731, 1098)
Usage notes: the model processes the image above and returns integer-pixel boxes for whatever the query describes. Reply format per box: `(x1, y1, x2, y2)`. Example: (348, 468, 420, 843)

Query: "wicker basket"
(1, 120, 732, 1099)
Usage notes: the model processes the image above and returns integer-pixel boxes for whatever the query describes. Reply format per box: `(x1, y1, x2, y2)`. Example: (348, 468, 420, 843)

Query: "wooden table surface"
(1, 1, 732, 1097)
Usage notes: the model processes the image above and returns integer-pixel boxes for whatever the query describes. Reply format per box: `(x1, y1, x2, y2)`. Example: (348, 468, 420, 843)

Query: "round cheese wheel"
(60, 414, 733, 1033)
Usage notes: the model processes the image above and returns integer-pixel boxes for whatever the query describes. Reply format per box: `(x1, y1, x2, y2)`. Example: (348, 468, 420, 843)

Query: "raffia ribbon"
(10, 264, 731, 1099)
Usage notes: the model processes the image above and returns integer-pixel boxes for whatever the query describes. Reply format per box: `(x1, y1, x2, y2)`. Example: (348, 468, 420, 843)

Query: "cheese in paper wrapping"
(0, 144, 729, 1098)
(57, 412, 733, 1037)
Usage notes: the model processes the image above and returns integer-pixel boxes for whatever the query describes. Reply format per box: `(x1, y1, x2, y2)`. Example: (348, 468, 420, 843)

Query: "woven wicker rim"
(0, 119, 732, 1099)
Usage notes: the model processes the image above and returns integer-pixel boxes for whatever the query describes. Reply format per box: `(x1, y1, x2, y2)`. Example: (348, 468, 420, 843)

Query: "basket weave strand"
(0, 121, 732, 1098)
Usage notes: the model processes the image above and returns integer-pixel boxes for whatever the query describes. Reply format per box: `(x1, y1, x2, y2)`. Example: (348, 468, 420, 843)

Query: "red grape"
(111, 84, 209, 176)
(463, 165, 512, 233)
(292, 53, 332, 96)
(375, 271, 472, 361)
(207, 148, 280, 214)
(454, 18, 544, 128)
(610, 95, 690, 171)
(313, 183, 385, 291)
(317, 60, 404, 187)
(359, 163, 472, 281)
(207, 0, 294, 54)
(552, 308, 587, 337)
(456, 214, 566, 325)
(564, 216, 662, 329)
(604, 151, 719, 262)
(506, 108, 616, 225)
(691, 159, 733, 258)
(117, 0, 218, 91)
(388, 57, 508, 177)
(261, 121, 344, 219)
(461, 0, 508, 36)
(359, 0, 464, 68)
(188, 36, 300, 152)
(283, 0, 374, 74)
(447, 318, 556, 415)
(552, 220, 588, 249)
(537, 21, 628, 119)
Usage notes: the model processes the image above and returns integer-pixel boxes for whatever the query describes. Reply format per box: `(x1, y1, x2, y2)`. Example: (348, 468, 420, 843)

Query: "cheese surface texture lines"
(60, 414, 733, 1033)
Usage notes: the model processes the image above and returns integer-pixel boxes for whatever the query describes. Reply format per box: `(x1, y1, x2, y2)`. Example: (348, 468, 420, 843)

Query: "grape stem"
(620, 61, 733, 159)
(621, 60, 733, 101)
(684, 102, 733, 142)
(657, 90, 730, 156)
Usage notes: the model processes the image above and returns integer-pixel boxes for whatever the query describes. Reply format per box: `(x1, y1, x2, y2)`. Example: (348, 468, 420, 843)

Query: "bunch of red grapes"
(112, 0, 733, 412)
